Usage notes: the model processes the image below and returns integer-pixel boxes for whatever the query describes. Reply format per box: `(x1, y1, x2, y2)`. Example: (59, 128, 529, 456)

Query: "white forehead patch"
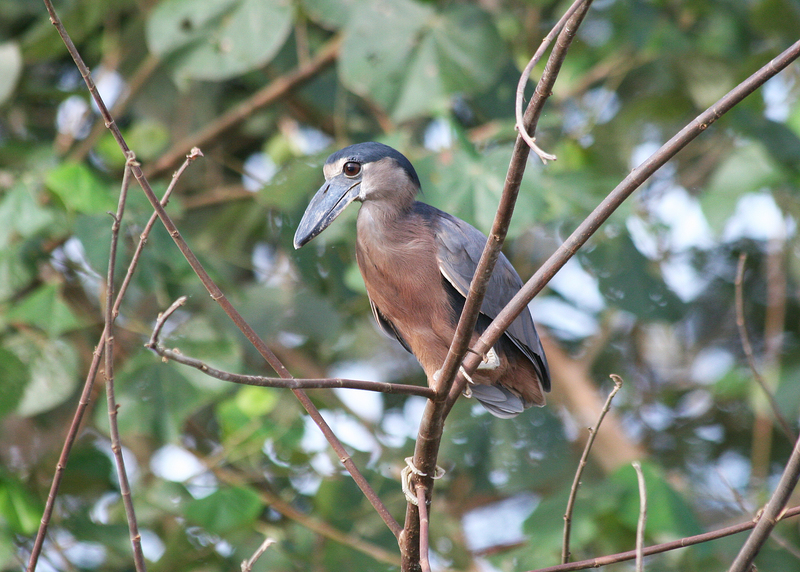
(323, 157, 348, 180)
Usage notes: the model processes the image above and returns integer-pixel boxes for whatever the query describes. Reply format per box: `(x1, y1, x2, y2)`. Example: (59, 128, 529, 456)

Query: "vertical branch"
(562, 375, 623, 563)
(103, 159, 147, 572)
(40, 0, 400, 539)
(632, 462, 647, 572)
(416, 486, 431, 572)
(401, 3, 594, 569)
(25, 150, 199, 572)
(735, 253, 795, 442)
(728, 433, 800, 572)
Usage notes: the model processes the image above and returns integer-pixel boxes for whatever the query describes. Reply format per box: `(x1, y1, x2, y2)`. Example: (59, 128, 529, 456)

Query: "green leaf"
(7, 335, 79, 417)
(701, 143, 781, 234)
(339, 0, 433, 111)
(45, 162, 116, 214)
(0, 472, 42, 535)
(185, 486, 263, 534)
(340, 2, 506, 120)
(0, 246, 33, 302)
(6, 283, 86, 336)
(0, 347, 27, 417)
(0, 42, 22, 106)
(234, 385, 278, 418)
(0, 183, 56, 248)
(147, 0, 292, 83)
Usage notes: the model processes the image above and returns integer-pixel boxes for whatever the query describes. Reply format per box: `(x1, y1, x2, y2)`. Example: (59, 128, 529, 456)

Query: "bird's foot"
(476, 346, 500, 370)
(401, 457, 445, 506)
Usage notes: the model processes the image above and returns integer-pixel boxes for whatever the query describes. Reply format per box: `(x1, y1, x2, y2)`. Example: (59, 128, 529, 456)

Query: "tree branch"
(400, 2, 595, 569)
(458, 39, 800, 385)
(25, 147, 201, 572)
(735, 252, 796, 442)
(632, 462, 647, 572)
(40, 0, 400, 539)
(562, 375, 623, 563)
(146, 298, 436, 398)
(530, 505, 800, 572)
(728, 432, 800, 571)
(102, 158, 147, 572)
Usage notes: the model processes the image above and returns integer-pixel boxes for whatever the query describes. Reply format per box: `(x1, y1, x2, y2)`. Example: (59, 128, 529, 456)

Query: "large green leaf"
(0, 348, 27, 418)
(146, 0, 292, 82)
(340, 1, 507, 120)
(0, 183, 56, 248)
(7, 335, 79, 417)
(185, 485, 264, 534)
(45, 162, 116, 214)
(0, 472, 42, 535)
(6, 283, 86, 337)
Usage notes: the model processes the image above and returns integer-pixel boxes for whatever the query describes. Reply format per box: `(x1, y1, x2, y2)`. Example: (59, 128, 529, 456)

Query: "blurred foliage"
(1, 0, 800, 570)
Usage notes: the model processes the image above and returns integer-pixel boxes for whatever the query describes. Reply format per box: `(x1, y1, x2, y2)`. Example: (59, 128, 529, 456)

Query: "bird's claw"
(401, 457, 445, 506)
(476, 346, 500, 370)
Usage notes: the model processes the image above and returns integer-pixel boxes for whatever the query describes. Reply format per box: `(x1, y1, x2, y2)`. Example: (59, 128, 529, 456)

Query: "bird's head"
(293, 142, 421, 249)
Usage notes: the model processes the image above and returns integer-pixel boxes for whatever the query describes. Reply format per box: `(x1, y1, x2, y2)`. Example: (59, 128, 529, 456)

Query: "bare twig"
(102, 158, 147, 572)
(68, 53, 160, 163)
(40, 0, 400, 538)
(25, 149, 200, 572)
(728, 432, 800, 572)
(416, 486, 431, 572)
(529, 505, 800, 572)
(241, 537, 276, 572)
(458, 39, 800, 387)
(146, 302, 436, 398)
(562, 374, 623, 563)
(514, 0, 591, 163)
(735, 253, 795, 442)
(144, 36, 341, 179)
(632, 462, 647, 572)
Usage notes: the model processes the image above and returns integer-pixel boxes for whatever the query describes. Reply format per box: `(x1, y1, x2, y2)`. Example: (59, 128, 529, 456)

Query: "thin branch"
(728, 432, 800, 572)
(144, 36, 341, 179)
(735, 252, 796, 441)
(103, 158, 147, 572)
(145, 299, 436, 398)
(514, 0, 591, 163)
(40, 1, 400, 538)
(25, 149, 199, 572)
(401, 4, 595, 569)
(529, 505, 800, 572)
(241, 537, 276, 572)
(458, 39, 800, 386)
(68, 53, 160, 163)
(562, 374, 623, 563)
(632, 462, 647, 572)
(416, 486, 431, 572)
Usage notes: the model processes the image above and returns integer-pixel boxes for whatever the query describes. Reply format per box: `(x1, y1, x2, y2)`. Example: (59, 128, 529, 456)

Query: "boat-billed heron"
(294, 142, 550, 418)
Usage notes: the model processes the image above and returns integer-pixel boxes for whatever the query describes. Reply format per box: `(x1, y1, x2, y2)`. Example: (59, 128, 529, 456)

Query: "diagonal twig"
(241, 537, 276, 572)
(735, 252, 796, 442)
(562, 374, 623, 563)
(458, 39, 800, 386)
(530, 505, 800, 572)
(728, 431, 800, 572)
(146, 298, 436, 398)
(40, 0, 400, 538)
(25, 146, 200, 572)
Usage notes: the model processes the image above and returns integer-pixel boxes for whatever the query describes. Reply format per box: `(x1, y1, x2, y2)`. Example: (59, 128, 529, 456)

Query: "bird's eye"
(343, 162, 361, 177)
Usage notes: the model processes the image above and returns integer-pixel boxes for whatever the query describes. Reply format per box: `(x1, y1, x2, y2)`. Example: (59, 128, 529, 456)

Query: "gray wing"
(427, 205, 551, 391)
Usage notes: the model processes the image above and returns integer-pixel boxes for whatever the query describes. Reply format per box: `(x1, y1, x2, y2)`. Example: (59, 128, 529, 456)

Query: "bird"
(293, 142, 550, 418)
